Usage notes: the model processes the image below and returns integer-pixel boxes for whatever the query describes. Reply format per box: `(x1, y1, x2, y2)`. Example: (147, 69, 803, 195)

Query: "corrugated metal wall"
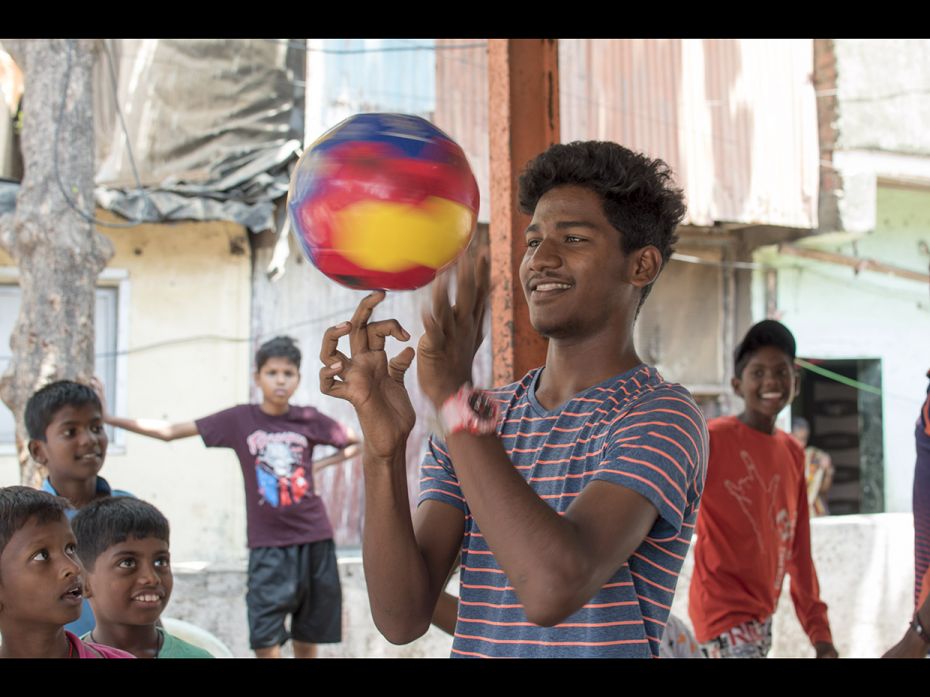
(432, 40, 490, 222)
(436, 39, 819, 229)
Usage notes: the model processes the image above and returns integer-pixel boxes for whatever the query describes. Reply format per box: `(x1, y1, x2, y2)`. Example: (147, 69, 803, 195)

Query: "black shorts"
(246, 539, 342, 649)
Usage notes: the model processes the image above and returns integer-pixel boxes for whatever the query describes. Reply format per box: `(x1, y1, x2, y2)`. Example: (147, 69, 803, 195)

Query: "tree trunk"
(0, 39, 114, 487)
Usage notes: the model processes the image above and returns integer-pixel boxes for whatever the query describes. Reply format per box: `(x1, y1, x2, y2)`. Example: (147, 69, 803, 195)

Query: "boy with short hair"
(0, 486, 132, 658)
(25, 380, 132, 510)
(99, 335, 358, 658)
(25, 380, 133, 636)
(72, 496, 213, 658)
(688, 320, 838, 658)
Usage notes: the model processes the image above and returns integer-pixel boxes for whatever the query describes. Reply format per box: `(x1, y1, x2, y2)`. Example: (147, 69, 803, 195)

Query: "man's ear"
(28, 439, 47, 465)
(83, 573, 94, 600)
(628, 246, 662, 290)
(792, 366, 802, 399)
(731, 375, 742, 397)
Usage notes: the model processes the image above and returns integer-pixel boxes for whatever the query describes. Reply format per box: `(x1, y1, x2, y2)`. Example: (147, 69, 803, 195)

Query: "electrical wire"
(795, 357, 883, 396)
(265, 39, 487, 55)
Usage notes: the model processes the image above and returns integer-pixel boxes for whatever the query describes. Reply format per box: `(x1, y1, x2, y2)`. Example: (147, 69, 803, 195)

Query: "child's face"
(29, 403, 108, 483)
(732, 345, 797, 420)
(0, 515, 85, 629)
(85, 536, 172, 628)
(254, 357, 300, 409)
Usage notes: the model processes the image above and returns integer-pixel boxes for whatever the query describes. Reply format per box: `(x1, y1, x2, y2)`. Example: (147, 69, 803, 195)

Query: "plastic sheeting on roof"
(91, 39, 303, 233)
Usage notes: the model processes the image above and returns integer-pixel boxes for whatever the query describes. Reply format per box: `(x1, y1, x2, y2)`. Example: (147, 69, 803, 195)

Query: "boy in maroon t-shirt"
(97, 336, 358, 658)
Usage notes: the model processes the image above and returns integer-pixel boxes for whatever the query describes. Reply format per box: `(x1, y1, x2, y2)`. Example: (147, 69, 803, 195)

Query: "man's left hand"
(418, 243, 490, 408)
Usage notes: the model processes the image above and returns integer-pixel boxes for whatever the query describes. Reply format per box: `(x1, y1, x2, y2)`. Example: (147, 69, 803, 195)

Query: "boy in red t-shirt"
(688, 320, 838, 658)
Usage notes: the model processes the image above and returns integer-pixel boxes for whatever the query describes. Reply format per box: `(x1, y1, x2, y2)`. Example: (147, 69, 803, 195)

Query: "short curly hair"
(518, 141, 686, 309)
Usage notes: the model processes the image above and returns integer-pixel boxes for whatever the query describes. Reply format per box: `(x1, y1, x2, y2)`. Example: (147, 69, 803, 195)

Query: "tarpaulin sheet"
(92, 39, 302, 233)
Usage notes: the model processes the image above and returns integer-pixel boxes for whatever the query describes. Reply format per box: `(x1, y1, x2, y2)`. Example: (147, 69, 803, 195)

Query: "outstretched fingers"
(429, 271, 455, 338)
(472, 248, 491, 325)
(454, 247, 478, 320)
(349, 290, 388, 355)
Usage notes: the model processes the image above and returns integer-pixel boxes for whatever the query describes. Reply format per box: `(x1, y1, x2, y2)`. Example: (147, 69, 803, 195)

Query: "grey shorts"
(246, 539, 342, 649)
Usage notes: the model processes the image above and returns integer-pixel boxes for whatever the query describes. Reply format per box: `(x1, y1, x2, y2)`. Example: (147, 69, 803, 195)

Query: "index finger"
(349, 290, 387, 355)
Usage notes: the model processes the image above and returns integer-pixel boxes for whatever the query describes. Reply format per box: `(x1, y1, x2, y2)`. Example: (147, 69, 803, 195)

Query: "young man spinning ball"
(320, 141, 708, 658)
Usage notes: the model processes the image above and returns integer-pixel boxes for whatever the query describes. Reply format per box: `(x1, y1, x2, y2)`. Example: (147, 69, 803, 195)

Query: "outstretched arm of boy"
(90, 378, 199, 441)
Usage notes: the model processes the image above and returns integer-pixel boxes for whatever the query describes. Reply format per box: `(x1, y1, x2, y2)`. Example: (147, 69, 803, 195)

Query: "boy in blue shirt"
(24, 380, 132, 636)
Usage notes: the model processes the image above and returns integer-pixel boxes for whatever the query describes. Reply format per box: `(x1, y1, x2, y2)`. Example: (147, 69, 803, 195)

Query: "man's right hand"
(319, 291, 416, 461)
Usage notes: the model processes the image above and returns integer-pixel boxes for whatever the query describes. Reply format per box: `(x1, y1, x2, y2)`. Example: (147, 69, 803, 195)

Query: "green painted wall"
(754, 185, 930, 512)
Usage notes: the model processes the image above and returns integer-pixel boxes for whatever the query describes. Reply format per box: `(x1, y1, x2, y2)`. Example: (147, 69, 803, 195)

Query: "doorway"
(791, 358, 884, 515)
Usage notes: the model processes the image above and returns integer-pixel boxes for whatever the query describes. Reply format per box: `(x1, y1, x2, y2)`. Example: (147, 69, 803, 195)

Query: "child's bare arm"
(311, 425, 361, 475)
(107, 416, 199, 441)
(312, 443, 361, 475)
(91, 377, 199, 442)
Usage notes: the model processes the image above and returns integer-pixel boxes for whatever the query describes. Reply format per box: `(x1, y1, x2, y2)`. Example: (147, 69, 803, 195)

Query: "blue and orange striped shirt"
(419, 364, 708, 658)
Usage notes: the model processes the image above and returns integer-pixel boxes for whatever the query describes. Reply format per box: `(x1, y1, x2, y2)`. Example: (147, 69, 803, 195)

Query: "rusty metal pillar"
(487, 39, 559, 386)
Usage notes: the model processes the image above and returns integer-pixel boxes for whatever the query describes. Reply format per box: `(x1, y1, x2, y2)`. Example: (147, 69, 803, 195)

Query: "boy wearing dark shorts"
(99, 336, 358, 658)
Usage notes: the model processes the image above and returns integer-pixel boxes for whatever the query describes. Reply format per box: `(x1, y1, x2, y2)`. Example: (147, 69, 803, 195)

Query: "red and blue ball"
(287, 113, 479, 291)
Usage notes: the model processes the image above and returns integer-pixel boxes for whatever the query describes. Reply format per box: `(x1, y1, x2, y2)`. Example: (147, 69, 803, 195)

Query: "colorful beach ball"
(287, 113, 479, 291)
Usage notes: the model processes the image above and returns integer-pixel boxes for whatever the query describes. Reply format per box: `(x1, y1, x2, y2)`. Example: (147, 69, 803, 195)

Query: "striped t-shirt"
(419, 364, 708, 658)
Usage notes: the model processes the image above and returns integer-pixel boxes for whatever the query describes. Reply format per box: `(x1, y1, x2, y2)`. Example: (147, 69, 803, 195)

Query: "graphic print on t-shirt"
(246, 430, 311, 508)
(723, 450, 796, 591)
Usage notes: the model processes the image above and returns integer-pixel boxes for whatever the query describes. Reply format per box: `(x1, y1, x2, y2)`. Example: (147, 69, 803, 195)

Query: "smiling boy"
(25, 381, 132, 512)
(72, 497, 212, 658)
(99, 336, 358, 658)
(0, 486, 132, 658)
(320, 141, 708, 658)
(24, 380, 133, 637)
(688, 320, 837, 658)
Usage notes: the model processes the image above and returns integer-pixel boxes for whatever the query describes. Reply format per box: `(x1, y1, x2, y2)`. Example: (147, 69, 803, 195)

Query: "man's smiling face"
(519, 185, 641, 340)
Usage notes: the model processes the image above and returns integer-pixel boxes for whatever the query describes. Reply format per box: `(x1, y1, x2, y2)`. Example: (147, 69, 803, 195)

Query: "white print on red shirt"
(723, 451, 796, 590)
